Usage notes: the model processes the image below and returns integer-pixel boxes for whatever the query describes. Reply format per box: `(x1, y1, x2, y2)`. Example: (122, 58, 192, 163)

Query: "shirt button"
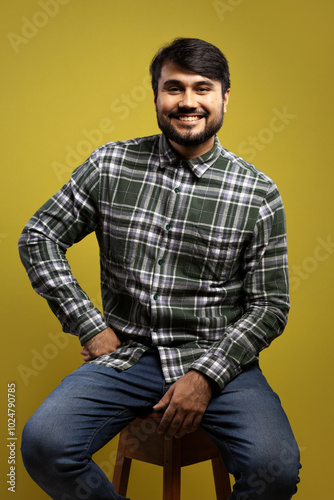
(158, 259, 163, 265)
(166, 224, 171, 230)
(153, 294, 158, 300)
(174, 188, 180, 193)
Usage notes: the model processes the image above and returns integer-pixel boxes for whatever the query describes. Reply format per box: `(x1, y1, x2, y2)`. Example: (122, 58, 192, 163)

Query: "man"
(19, 38, 300, 499)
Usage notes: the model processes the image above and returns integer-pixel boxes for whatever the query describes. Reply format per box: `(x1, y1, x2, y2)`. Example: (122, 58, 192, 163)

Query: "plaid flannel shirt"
(19, 134, 289, 390)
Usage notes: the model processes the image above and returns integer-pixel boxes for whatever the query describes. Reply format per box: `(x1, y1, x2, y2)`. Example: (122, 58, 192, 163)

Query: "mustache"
(168, 109, 209, 119)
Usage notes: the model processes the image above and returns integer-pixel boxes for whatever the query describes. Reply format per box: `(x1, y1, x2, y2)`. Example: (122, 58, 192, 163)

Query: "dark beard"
(157, 111, 224, 147)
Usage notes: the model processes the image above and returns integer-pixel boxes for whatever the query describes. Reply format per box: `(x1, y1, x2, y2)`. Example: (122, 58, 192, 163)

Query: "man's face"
(155, 61, 229, 151)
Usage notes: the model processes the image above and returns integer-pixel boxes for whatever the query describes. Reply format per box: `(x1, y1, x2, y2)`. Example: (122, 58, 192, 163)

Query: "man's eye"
(168, 87, 181, 93)
(197, 88, 210, 93)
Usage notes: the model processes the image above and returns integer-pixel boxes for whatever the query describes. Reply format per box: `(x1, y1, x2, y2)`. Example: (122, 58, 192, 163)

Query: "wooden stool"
(113, 413, 231, 500)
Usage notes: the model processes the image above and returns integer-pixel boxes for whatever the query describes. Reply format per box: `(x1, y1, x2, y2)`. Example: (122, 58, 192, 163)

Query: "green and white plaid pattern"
(19, 134, 289, 389)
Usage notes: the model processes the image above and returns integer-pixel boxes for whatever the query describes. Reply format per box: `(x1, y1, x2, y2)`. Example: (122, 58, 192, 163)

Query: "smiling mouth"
(174, 115, 204, 122)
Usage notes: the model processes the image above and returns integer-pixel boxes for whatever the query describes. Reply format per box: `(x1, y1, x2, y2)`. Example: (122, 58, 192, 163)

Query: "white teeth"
(177, 116, 202, 122)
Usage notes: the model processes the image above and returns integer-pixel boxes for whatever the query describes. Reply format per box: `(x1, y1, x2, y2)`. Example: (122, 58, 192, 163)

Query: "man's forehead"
(158, 61, 220, 87)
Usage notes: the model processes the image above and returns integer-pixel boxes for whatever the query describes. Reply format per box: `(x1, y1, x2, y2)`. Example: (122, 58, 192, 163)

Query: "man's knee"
(244, 439, 300, 498)
(22, 417, 44, 471)
(21, 414, 63, 478)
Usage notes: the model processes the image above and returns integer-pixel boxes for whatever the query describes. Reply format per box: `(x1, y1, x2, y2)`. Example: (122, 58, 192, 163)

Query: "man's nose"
(179, 90, 197, 108)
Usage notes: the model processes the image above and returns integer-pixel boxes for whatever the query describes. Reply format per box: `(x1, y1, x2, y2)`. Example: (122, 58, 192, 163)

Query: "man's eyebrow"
(162, 79, 216, 88)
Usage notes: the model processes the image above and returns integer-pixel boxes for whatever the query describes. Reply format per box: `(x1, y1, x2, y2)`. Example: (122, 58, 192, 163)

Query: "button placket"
(150, 165, 184, 341)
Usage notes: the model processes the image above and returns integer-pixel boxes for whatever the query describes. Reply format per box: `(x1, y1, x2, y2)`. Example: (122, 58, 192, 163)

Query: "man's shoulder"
(217, 145, 276, 188)
(91, 134, 161, 160)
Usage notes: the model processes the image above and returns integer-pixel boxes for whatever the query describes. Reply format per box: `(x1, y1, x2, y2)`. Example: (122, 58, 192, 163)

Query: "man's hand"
(153, 370, 213, 440)
(80, 327, 121, 361)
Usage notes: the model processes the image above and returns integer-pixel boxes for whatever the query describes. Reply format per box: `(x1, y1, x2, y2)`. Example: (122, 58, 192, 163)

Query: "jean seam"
(204, 422, 242, 479)
(79, 401, 154, 461)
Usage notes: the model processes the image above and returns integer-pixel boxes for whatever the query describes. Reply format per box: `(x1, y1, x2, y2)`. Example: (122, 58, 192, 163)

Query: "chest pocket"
(182, 225, 242, 282)
(107, 206, 155, 267)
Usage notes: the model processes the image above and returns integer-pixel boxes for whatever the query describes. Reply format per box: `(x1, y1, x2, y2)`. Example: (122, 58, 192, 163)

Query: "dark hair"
(150, 37, 230, 97)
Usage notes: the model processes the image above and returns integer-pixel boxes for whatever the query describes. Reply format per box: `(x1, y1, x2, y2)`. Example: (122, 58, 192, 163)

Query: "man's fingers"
(174, 412, 201, 438)
(80, 347, 93, 361)
(155, 389, 177, 437)
(152, 399, 168, 412)
(80, 327, 122, 362)
(157, 407, 181, 439)
(153, 385, 174, 412)
(158, 409, 200, 440)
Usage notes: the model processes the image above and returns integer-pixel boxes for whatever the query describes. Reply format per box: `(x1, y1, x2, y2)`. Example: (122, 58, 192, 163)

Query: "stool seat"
(113, 413, 231, 500)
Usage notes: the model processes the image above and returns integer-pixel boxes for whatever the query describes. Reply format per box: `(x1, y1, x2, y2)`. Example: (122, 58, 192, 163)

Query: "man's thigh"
(201, 364, 300, 487)
(24, 348, 164, 458)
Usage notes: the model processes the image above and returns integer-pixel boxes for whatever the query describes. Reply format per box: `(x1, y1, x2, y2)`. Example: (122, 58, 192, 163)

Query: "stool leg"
(211, 456, 231, 500)
(113, 428, 132, 497)
(113, 457, 132, 496)
(163, 437, 181, 500)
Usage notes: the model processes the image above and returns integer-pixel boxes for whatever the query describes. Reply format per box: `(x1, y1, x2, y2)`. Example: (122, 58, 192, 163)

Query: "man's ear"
(223, 89, 230, 113)
(154, 91, 157, 111)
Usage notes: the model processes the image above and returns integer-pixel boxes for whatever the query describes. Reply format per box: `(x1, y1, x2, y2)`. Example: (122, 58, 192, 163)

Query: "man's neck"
(168, 136, 215, 160)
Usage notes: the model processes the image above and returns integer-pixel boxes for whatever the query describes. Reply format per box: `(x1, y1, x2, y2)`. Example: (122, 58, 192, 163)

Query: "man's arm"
(18, 156, 109, 347)
(189, 183, 290, 390)
(154, 183, 289, 438)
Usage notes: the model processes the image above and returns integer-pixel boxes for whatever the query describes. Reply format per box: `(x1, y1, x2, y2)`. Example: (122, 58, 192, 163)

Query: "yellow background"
(1, 0, 333, 498)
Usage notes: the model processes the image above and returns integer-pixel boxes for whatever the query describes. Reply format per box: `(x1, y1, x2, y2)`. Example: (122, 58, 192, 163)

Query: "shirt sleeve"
(18, 156, 108, 345)
(190, 182, 290, 390)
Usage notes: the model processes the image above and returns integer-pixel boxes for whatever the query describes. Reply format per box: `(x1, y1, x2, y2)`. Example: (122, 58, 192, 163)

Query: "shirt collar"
(158, 134, 222, 178)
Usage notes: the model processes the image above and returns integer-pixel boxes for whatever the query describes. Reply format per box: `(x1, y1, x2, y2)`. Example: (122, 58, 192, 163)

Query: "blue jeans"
(21, 348, 300, 499)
